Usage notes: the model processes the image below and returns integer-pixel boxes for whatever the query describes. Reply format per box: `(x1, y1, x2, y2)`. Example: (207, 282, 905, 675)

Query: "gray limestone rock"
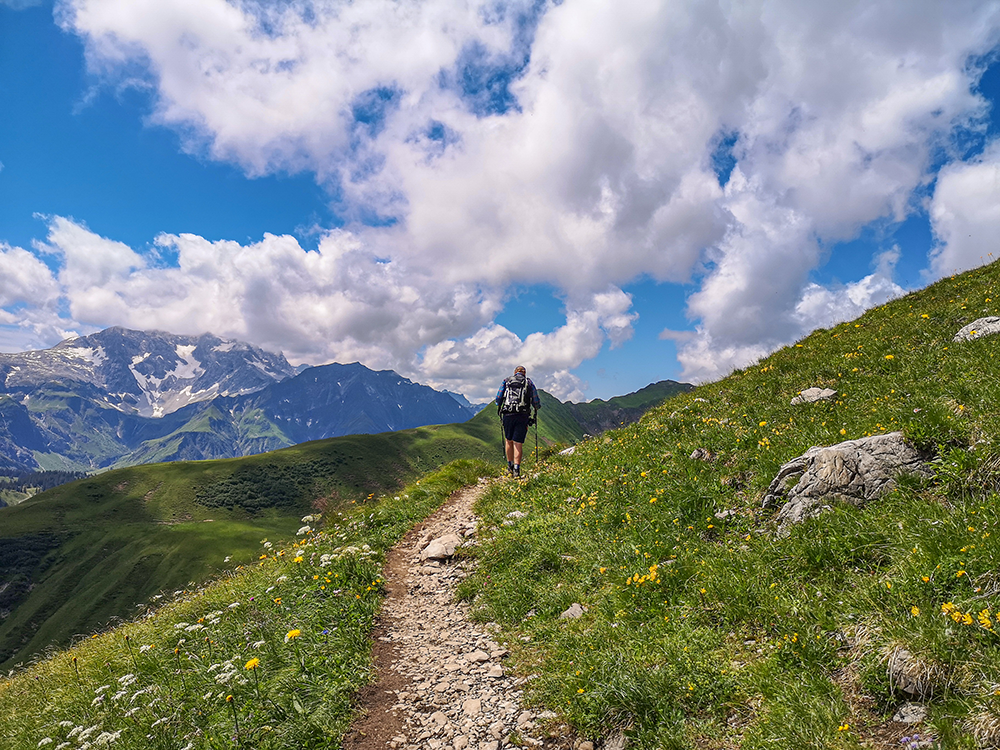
(893, 702, 928, 723)
(954, 316, 1000, 342)
(887, 647, 943, 699)
(790, 387, 837, 405)
(560, 603, 586, 619)
(763, 432, 930, 531)
(420, 533, 464, 561)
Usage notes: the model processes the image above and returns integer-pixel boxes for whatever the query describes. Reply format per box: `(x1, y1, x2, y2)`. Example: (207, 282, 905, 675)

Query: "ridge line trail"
(343, 480, 577, 750)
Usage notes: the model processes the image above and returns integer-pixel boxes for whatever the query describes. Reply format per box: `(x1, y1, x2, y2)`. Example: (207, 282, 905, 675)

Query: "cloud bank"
(4, 0, 1000, 398)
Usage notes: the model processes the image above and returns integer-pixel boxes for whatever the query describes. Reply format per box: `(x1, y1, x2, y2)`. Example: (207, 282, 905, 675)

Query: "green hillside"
(463, 262, 1000, 748)
(0, 383, 677, 670)
(5, 261, 1000, 748)
(0, 459, 491, 750)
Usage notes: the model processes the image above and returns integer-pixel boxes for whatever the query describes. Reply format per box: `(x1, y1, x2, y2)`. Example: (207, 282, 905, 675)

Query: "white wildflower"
(184, 624, 203, 633)
(252, 640, 266, 650)
(138, 645, 152, 653)
(111, 690, 127, 702)
(55, 743, 71, 750)
(296, 525, 312, 536)
(38, 738, 53, 747)
(118, 673, 136, 686)
(57, 722, 74, 729)
(275, 575, 288, 583)
(174, 623, 189, 630)
(93, 730, 122, 747)
(227, 602, 240, 609)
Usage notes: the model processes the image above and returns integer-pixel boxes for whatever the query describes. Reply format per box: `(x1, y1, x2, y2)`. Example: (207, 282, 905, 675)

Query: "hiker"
(495, 365, 540, 478)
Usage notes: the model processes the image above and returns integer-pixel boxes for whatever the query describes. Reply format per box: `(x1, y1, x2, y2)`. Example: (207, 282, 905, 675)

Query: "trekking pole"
(499, 413, 506, 463)
(534, 411, 538, 466)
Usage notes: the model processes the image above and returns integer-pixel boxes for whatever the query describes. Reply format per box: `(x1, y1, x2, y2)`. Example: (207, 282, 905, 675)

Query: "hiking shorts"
(502, 412, 530, 444)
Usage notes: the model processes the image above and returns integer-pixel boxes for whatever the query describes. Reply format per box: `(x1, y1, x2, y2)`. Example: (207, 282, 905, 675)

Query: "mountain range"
(0, 327, 481, 473)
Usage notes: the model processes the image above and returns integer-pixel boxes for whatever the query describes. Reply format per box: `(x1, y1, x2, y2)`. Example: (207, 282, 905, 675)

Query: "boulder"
(559, 446, 576, 456)
(893, 702, 928, 724)
(689, 447, 716, 462)
(560, 603, 586, 619)
(954, 317, 1000, 342)
(887, 647, 943, 699)
(419, 533, 464, 561)
(790, 387, 837, 405)
(763, 432, 930, 531)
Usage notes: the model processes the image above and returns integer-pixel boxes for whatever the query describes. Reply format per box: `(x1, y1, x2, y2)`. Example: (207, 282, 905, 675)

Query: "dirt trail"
(343, 480, 577, 750)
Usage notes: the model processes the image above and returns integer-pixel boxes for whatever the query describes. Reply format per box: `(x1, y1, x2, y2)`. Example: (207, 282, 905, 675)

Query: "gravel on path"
(342, 480, 580, 750)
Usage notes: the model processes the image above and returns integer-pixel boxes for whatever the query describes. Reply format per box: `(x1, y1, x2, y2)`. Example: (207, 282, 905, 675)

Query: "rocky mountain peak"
(2, 327, 296, 417)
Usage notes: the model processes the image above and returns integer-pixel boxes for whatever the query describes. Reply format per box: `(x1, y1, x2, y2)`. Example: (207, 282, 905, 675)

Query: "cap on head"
(514, 365, 526, 375)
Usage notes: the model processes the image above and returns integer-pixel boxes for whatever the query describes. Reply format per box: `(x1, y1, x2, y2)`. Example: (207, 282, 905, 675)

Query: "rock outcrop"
(790, 387, 837, 405)
(763, 432, 930, 531)
(954, 317, 1000, 342)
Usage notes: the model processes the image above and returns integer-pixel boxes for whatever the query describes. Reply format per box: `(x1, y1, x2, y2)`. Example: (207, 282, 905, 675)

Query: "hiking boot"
(513, 464, 521, 478)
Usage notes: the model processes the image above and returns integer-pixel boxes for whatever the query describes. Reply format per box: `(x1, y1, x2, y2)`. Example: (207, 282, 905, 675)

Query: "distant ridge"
(0, 328, 480, 472)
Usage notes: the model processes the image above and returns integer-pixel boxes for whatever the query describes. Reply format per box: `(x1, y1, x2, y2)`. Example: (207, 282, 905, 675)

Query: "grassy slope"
(0, 383, 673, 670)
(0, 460, 493, 750)
(0, 420, 498, 670)
(462, 262, 1000, 749)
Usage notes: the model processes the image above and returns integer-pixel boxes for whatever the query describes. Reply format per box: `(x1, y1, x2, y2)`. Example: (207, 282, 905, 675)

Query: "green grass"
(10, 262, 1000, 747)
(459, 262, 1000, 749)
(0, 422, 500, 670)
(0, 382, 674, 672)
(0, 459, 494, 750)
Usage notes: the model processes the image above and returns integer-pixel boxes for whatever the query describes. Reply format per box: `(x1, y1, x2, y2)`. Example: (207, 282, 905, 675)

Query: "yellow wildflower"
(245, 658, 260, 670)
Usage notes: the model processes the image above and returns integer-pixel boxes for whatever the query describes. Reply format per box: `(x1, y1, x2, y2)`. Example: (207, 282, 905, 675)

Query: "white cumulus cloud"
(9, 0, 998, 393)
(929, 139, 1000, 279)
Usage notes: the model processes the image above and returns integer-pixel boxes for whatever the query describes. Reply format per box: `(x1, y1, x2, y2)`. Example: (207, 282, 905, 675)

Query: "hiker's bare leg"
(513, 442, 523, 465)
(505, 440, 516, 462)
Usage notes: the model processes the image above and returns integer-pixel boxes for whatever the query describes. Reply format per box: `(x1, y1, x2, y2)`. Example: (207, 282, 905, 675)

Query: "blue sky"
(2, 1, 1000, 402)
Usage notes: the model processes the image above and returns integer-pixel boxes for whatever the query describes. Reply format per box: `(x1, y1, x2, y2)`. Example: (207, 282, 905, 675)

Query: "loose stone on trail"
(419, 533, 464, 561)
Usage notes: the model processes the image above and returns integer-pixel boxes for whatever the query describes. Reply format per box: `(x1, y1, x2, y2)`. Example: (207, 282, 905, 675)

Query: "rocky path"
(343, 480, 578, 750)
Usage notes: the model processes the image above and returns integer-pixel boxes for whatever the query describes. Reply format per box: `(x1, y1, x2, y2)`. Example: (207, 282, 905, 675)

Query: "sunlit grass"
(0, 459, 494, 750)
(463, 262, 1000, 749)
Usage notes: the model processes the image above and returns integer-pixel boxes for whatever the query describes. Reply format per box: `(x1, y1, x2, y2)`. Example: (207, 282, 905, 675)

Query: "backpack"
(501, 374, 532, 414)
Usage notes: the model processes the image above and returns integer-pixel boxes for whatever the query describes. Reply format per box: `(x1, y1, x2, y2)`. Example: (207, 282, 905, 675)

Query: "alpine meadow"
(2, 255, 1000, 748)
